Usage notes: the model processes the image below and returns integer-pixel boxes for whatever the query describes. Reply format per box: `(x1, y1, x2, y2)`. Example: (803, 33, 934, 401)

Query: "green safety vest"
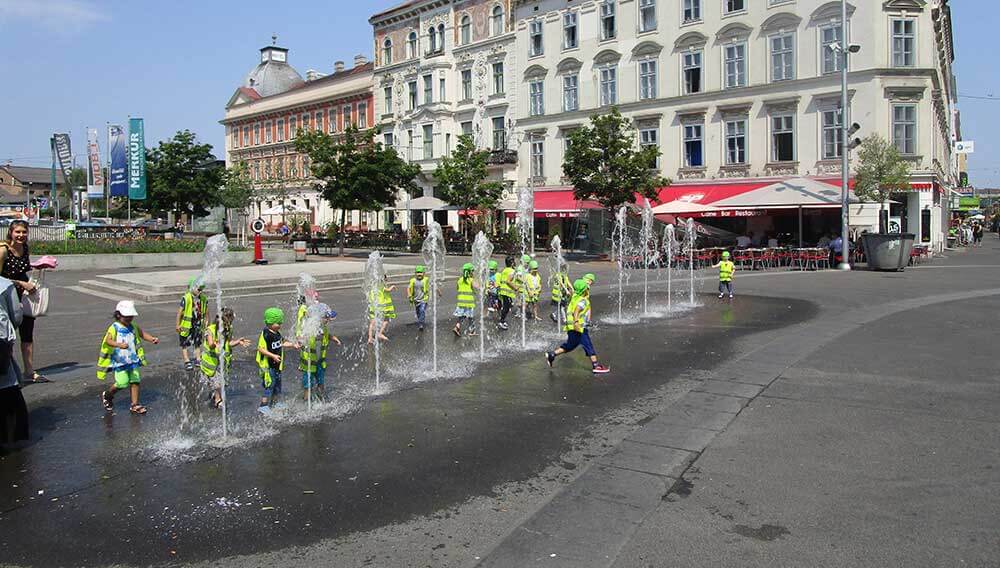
(256, 331, 282, 386)
(200, 322, 233, 378)
(456, 277, 476, 309)
(368, 287, 396, 319)
(408, 277, 429, 303)
(96, 324, 146, 380)
(719, 260, 735, 282)
(525, 272, 542, 302)
(179, 291, 208, 338)
(295, 304, 307, 338)
(551, 273, 572, 302)
(299, 329, 330, 374)
(498, 267, 517, 299)
(563, 295, 591, 334)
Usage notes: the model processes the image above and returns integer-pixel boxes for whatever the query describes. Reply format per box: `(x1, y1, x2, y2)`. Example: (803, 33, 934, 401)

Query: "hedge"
(31, 239, 246, 255)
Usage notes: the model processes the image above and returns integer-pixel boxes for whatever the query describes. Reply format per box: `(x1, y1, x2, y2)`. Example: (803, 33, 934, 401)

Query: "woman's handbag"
(22, 284, 48, 318)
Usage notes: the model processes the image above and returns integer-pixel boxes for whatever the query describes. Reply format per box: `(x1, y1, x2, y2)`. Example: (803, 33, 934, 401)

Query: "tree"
(146, 130, 223, 220)
(434, 134, 505, 245)
(853, 134, 911, 233)
(295, 125, 419, 256)
(562, 107, 667, 210)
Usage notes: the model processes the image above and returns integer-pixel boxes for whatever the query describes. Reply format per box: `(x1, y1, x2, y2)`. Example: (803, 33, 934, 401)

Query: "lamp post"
(836, 0, 861, 270)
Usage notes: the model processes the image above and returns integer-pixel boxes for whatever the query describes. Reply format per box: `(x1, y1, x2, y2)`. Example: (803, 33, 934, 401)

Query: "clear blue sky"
(1, 0, 998, 188)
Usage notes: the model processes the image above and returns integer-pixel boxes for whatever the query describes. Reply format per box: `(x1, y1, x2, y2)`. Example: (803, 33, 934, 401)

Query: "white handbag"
(21, 271, 49, 318)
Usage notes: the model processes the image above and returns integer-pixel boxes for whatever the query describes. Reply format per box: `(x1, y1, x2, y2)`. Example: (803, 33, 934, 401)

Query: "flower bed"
(31, 239, 246, 255)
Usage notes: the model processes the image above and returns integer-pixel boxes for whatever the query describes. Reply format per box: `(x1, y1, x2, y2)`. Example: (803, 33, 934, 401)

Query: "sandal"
(101, 391, 114, 412)
(129, 404, 147, 415)
(31, 373, 51, 383)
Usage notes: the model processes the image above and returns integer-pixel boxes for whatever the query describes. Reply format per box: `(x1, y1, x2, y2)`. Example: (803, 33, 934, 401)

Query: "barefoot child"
(407, 265, 429, 331)
(544, 279, 610, 374)
(176, 278, 208, 371)
(367, 276, 396, 343)
(99, 301, 160, 414)
(201, 308, 249, 409)
(453, 263, 479, 336)
(300, 308, 341, 401)
(256, 307, 298, 415)
(712, 251, 735, 299)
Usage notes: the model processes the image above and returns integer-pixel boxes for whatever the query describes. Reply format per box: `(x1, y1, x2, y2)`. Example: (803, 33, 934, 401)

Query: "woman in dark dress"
(0, 220, 44, 384)
(0, 274, 28, 444)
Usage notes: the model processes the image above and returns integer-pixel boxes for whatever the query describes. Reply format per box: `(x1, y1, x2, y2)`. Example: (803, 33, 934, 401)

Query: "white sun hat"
(115, 300, 139, 317)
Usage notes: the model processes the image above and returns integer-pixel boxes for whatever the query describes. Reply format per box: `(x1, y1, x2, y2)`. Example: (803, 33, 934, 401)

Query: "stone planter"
(862, 233, 915, 271)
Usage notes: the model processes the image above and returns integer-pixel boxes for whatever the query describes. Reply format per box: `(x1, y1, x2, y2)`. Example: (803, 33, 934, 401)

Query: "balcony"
(487, 149, 517, 165)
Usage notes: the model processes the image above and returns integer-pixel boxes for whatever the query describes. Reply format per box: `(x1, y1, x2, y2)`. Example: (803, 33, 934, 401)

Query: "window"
(529, 80, 544, 116)
(358, 102, 368, 129)
(892, 104, 917, 155)
(242, 126, 249, 147)
(302, 156, 310, 177)
(684, 124, 703, 167)
(264, 121, 272, 144)
(460, 15, 471, 45)
(683, 51, 702, 94)
(428, 26, 437, 54)
(461, 69, 472, 100)
(491, 5, 505, 36)
(329, 109, 338, 133)
(683, 0, 701, 23)
(343, 105, 353, 128)
(724, 0, 744, 14)
(600, 66, 617, 106)
(231, 127, 238, 149)
(725, 120, 747, 165)
(601, 1, 616, 40)
(423, 124, 434, 159)
(563, 12, 578, 49)
(289, 117, 297, 139)
(563, 75, 579, 111)
(529, 20, 544, 57)
(384, 132, 394, 148)
(276, 157, 284, 178)
(492, 62, 505, 94)
(423, 74, 433, 105)
(724, 43, 746, 88)
(530, 137, 544, 179)
(315, 111, 324, 133)
(384, 86, 393, 114)
(639, 127, 659, 169)
(771, 115, 795, 162)
(639, 0, 656, 33)
(639, 59, 657, 100)
(382, 38, 392, 65)
(461, 122, 473, 137)
(253, 123, 260, 145)
(439, 77, 446, 102)
(408, 80, 418, 109)
(301, 113, 310, 131)
(892, 19, 915, 67)
(770, 33, 794, 81)
(492, 116, 506, 150)
(822, 109, 843, 160)
(407, 31, 418, 58)
(275, 119, 284, 142)
(289, 156, 297, 177)
(820, 24, 842, 74)
(438, 24, 445, 51)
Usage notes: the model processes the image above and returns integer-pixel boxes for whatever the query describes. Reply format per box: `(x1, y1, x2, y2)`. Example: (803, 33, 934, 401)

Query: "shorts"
(113, 367, 141, 389)
(179, 325, 203, 348)
(202, 371, 228, 389)
(560, 330, 596, 358)
(453, 307, 474, 319)
(301, 366, 326, 389)
(262, 368, 282, 398)
(18, 316, 34, 344)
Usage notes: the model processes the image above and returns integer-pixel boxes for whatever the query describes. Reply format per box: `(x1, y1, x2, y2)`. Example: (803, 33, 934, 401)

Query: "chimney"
(353, 54, 368, 68)
(334, 60, 345, 73)
(305, 70, 327, 81)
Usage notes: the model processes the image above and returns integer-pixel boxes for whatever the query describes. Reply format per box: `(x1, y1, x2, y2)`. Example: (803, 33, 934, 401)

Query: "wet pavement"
(0, 292, 814, 566)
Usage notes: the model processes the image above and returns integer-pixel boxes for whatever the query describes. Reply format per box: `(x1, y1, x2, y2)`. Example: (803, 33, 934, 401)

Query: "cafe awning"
(504, 188, 602, 218)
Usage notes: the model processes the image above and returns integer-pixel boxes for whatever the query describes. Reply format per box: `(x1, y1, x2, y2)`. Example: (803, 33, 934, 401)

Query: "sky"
(1, 0, 998, 188)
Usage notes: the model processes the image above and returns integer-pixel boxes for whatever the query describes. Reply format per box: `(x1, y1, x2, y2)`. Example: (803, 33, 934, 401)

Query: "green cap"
(584, 273, 596, 283)
(529, 260, 539, 269)
(573, 279, 589, 294)
(462, 262, 474, 272)
(189, 276, 203, 290)
(521, 254, 531, 264)
(415, 265, 425, 273)
(722, 251, 731, 259)
(488, 260, 498, 270)
(264, 307, 284, 325)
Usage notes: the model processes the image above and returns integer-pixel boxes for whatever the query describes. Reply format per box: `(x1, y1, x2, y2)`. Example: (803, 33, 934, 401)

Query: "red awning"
(504, 189, 602, 218)
(650, 182, 773, 207)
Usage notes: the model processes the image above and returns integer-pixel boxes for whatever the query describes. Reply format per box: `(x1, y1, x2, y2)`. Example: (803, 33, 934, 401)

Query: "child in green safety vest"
(496, 256, 519, 330)
(176, 277, 208, 371)
(453, 263, 479, 337)
(545, 279, 610, 374)
(256, 307, 299, 415)
(549, 264, 573, 323)
(99, 300, 160, 414)
(712, 251, 736, 300)
(525, 260, 543, 321)
(299, 308, 341, 401)
(487, 260, 499, 313)
(408, 265, 430, 331)
(201, 307, 250, 409)
(367, 276, 397, 344)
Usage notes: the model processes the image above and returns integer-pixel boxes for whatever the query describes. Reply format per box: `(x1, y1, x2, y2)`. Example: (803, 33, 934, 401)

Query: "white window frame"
(423, 73, 433, 105)
(264, 121, 272, 144)
(382, 39, 393, 65)
(820, 24, 843, 75)
(724, 119, 747, 165)
(639, 0, 656, 33)
(491, 5, 505, 37)
(599, 66, 618, 106)
(492, 116, 506, 150)
(384, 86, 393, 115)
(530, 137, 544, 179)
(530, 20, 544, 57)
(892, 103, 917, 155)
(288, 117, 297, 139)
(407, 31, 418, 59)
(253, 123, 260, 145)
(460, 15, 471, 45)
(724, 0, 745, 15)
(358, 102, 368, 129)
(769, 32, 795, 82)
(821, 108, 843, 160)
(330, 109, 339, 133)
(682, 0, 701, 23)
(408, 81, 418, 110)
(427, 26, 437, 54)
(563, 74, 579, 111)
(891, 18, 916, 68)
(315, 111, 324, 132)
(770, 114, 795, 162)
(723, 42, 747, 89)
(461, 69, 473, 100)
(422, 124, 434, 159)
(563, 12, 578, 50)
(683, 123, 704, 168)
(638, 59, 657, 100)
(682, 50, 703, 94)
(276, 119, 285, 142)
(639, 127, 659, 169)
(461, 122, 473, 138)
(343, 105, 352, 128)
(601, 0, 616, 41)
(529, 79, 545, 116)
(492, 62, 505, 95)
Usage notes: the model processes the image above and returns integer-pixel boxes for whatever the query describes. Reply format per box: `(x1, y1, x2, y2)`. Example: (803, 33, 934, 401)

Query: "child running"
(407, 265, 429, 331)
(201, 308, 249, 409)
(98, 301, 160, 414)
(496, 256, 518, 330)
(176, 277, 208, 371)
(712, 251, 735, 300)
(525, 260, 543, 321)
(368, 275, 397, 343)
(453, 262, 479, 337)
(299, 308, 341, 401)
(544, 279, 610, 374)
(487, 260, 499, 313)
(549, 264, 572, 323)
(256, 307, 299, 415)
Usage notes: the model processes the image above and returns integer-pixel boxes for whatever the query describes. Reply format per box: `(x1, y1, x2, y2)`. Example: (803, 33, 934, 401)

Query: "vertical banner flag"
(128, 118, 147, 200)
(52, 133, 73, 182)
(86, 128, 104, 198)
(108, 125, 128, 197)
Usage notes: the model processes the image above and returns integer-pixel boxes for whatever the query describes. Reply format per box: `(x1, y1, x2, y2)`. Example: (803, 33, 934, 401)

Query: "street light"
(829, 0, 859, 270)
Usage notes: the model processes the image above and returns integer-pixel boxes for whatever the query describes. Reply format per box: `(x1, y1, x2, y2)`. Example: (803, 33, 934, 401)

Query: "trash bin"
(293, 240, 307, 262)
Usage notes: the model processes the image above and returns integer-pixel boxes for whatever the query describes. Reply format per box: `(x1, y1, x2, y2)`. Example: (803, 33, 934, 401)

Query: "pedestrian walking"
(525, 260, 542, 321)
(201, 308, 249, 409)
(255, 307, 298, 415)
(367, 276, 396, 343)
(407, 265, 429, 331)
(176, 277, 208, 371)
(299, 309, 340, 401)
(98, 301, 160, 414)
(544, 278, 610, 374)
(453, 263, 479, 337)
(496, 256, 518, 330)
(0, 276, 27, 445)
(712, 251, 736, 299)
(0, 220, 45, 384)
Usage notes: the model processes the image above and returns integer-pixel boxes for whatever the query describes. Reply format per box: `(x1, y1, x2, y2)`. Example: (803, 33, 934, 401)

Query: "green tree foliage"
(434, 134, 505, 241)
(146, 130, 223, 218)
(295, 125, 419, 256)
(854, 134, 911, 233)
(562, 107, 667, 210)
(219, 162, 256, 211)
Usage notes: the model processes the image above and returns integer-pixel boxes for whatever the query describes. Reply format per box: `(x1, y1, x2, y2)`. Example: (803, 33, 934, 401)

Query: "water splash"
(363, 251, 386, 393)
(516, 185, 534, 349)
(421, 222, 445, 374)
(297, 302, 330, 411)
(663, 224, 677, 311)
(201, 234, 229, 438)
(472, 232, 493, 363)
(640, 199, 655, 315)
(685, 217, 697, 306)
(548, 235, 566, 333)
(611, 205, 634, 324)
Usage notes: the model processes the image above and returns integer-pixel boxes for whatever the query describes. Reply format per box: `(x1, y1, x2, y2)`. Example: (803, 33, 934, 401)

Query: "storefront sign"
(695, 209, 767, 218)
(75, 226, 148, 240)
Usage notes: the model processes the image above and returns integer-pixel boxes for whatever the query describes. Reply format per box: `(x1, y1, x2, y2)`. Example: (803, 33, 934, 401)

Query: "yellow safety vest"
(96, 324, 146, 380)
(299, 329, 330, 374)
(200, 322, 232, 378)
(368, 287, 396, 319)
(256, 331, 282, 386)
(456, 277, 476, 309)
(179, 292, 208, 338)
(719, 260, 735, 282)
(551, 273, 572, 302)
(526, 272, 542, 302)
(408, 277, 429, 303)
(295, 304, 307, 338)
(498, 267, 516, 299)
(563, 295, 591, 333)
